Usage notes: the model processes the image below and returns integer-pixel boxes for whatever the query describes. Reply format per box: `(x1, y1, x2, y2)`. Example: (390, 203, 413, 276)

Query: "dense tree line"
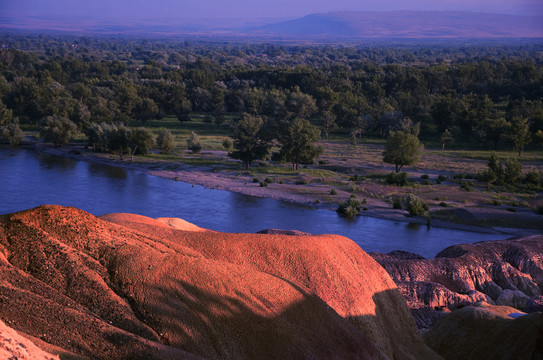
(1, 34, 542, 155)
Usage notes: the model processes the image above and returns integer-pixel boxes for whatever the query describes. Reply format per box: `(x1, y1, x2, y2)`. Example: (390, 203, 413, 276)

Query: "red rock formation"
(371, 235, 543, 328)
(0, 319, 60, 360)
(0, 205, 440, 360)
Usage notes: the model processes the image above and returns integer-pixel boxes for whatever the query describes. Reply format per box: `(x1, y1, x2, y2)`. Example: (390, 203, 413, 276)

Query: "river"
(0, 148, 510, 257)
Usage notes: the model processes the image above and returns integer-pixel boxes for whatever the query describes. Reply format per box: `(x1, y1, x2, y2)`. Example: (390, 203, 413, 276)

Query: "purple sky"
(2, 0, 542, 21)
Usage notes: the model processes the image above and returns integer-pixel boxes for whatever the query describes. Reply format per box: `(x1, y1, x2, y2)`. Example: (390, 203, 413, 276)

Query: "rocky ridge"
(370, 235, 543, 329)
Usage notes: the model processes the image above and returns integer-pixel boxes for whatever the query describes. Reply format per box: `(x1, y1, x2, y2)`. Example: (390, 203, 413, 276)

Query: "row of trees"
(1, 35, 542, 152)
(34, 112, 324, 170)
(230, 114, 322, 169)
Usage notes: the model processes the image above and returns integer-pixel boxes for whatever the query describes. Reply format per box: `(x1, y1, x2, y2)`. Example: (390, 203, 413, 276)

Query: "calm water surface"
(0, 148, 510, 257)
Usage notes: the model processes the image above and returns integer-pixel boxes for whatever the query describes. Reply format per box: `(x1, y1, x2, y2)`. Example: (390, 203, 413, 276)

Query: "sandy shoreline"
(21, 140, 542, 237)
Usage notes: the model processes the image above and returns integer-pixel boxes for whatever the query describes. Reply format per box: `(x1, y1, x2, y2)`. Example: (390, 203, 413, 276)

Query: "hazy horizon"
(3, 0, 542, 23)
(2, 0, 542, 39)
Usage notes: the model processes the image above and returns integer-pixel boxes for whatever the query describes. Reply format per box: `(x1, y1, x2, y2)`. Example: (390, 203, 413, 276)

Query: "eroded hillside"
(0, 205, 439, 360)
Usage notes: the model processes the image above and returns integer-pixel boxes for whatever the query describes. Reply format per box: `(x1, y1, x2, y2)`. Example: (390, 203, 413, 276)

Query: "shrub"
(476, 169, 497, 184)
(222, 138, 232, 151)
(524, 171, 542, 187)
(295, 179, 308, 185)
(385, 172, 409, 186)
(439, 201, 448, 207)
(488, 152, 504, 180)
(259, 182, 267, 187)
(392, 197, 402, 209)
(336, 197, 361, 217)
(438, 174, 447, 182)
(350, 174, 362, 182)
(318, 160, 328, 165)
(330, 189, 337, 195)
(420, 174, 429, 180)
(405, 194, 428, 216)
(504, 158, 522, 185)
(460, 181, 474, 192)
(420, 179, 432, 185)
(264, 177, 274, 184)
(186, 131, 202, 153)
(252, 177, 259, 183)
(536, 206, 543, 215)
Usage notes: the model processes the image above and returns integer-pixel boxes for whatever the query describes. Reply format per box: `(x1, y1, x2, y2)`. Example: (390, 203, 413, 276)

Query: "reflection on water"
(0, 148, 510, 258)
(405, 222, 425, 232)
(37, 153, 77, 171)
(88, 162, 128, 180)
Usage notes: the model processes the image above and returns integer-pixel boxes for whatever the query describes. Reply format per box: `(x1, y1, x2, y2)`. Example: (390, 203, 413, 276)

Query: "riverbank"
(25, 139, 543, 237)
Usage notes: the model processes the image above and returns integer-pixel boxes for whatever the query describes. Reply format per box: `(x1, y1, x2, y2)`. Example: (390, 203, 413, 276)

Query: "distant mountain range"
(1, 11, 542, 39)
(248, 11, 543, 39)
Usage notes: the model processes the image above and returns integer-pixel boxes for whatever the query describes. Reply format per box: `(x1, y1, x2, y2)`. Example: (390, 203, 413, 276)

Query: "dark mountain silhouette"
(249, 11, 543, 38)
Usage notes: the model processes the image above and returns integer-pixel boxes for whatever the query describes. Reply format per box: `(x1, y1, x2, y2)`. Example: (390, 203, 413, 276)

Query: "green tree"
(186, 131, 202, 154)
(285, 89, 317, 120)
(488, 152, 504, 181)
(129, 127, 155, 161)
(487, 118, 510, 149)
(107, 125, 130, 160)
(382, 131, 424, 172)
(134, 97, 159, 126)
(0, 100, 14, 126)
(175, 98, 193, 123)
(534, 129, 543, 151)
(85, 122, 111, 152)
(508, 117, 532, 156)
(440, 129, 454, 151)
(277, 118, 322, 170)
(0, 122, 24, 146)
(230, 114, 270, 169)
(0, 101, 24, 146)
(39, 116, 77, 147)
(156, 128, 175, 154)
(319, 110, 337, 140)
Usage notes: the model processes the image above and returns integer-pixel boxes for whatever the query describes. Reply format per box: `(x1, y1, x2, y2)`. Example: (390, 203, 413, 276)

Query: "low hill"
(251, 11, 543, 38)
(0, 205, 439, 359)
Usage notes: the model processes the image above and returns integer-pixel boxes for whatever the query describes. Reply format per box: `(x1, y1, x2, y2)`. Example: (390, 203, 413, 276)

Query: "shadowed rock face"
(0, 205, 440, 360)
(423, 304, 543, 360)
(370, 235, 543, 329)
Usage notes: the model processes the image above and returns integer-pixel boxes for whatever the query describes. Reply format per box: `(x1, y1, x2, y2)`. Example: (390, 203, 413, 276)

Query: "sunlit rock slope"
(0, 205, 440, 360)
